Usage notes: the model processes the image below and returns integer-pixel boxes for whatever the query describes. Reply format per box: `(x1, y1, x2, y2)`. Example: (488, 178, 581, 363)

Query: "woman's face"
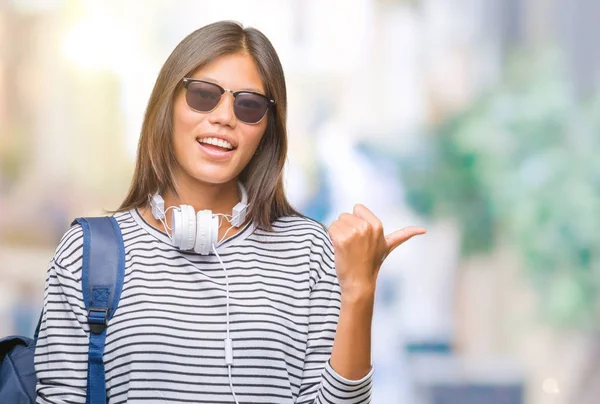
(171, 52, 268, 186)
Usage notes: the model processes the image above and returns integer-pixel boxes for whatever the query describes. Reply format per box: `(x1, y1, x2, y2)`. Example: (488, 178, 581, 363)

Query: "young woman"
(34, 21, 425, 404)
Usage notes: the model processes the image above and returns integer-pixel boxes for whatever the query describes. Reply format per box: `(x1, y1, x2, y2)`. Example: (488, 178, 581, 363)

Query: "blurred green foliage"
(401, 50, 600, 329)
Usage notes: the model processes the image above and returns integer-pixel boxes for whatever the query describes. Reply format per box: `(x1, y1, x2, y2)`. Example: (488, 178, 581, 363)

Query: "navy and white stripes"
(34, 209, 373, 403)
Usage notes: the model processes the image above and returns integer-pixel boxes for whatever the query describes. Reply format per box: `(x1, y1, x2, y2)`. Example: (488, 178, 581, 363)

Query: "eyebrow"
(195, 76, 264, 94)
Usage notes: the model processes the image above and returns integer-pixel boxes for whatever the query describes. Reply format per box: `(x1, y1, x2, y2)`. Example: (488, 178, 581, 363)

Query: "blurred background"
(1, 0, 599, 403)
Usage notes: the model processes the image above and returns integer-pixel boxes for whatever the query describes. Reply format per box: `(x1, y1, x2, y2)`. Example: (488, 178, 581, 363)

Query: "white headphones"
(149, 182, 248, 255)
(146, 182, 247, 403)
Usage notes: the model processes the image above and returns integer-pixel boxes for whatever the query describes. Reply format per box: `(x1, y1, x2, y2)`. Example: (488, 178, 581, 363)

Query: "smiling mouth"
(196, 138, 236, 160)
(197, 137, 236, 150)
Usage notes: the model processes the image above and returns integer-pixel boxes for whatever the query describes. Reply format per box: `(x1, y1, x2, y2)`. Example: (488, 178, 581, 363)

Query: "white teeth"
(198, 137, 233, 150)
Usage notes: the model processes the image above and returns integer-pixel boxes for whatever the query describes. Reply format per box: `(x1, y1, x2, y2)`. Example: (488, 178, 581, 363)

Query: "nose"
(207, 91, 236, 128)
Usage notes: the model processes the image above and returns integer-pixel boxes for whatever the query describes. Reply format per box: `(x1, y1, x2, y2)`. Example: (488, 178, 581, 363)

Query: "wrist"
(340, 282, 376, 305)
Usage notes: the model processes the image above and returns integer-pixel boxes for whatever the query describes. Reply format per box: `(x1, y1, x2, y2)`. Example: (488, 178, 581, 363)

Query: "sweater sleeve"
(295, 230, 373, 403)
(34, 225, 89, 404)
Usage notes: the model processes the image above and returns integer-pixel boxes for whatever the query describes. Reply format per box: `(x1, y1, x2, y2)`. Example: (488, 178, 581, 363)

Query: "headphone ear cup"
(171, 208, 183, 248)
(195, 210, 213, 255)
(175, 205, 196, 251)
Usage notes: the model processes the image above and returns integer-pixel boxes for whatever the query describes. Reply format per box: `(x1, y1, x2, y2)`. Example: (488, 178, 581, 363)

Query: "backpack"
(0, 217, 125, 404)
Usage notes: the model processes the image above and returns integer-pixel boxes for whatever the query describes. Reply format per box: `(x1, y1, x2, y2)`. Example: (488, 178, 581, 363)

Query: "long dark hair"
(115, 21, 302, 230)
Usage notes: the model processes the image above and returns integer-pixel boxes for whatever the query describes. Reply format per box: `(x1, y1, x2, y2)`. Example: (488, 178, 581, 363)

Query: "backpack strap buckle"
(88, 308, 109, 334)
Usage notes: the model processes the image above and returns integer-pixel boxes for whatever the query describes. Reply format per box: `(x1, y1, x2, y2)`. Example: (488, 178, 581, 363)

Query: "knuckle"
(338, 231, 354, 247)
(334, 236, 346, 248)
(359, 222, 370, 235)
(373, 221, 383, 233)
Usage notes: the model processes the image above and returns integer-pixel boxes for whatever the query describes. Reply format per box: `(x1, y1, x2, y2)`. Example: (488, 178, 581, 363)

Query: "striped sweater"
(34, 209, 373, 403)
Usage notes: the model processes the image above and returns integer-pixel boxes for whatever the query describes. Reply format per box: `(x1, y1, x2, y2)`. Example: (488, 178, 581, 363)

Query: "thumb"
(384, 226, 426, 254)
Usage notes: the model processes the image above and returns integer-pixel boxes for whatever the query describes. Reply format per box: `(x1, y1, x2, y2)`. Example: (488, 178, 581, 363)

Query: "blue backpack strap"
(72, 216, 125, 404)
(33, 310, 43, 342)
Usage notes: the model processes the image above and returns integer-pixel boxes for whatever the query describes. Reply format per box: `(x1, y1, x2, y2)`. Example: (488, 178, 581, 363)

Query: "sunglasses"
(182, 78, 276, 124)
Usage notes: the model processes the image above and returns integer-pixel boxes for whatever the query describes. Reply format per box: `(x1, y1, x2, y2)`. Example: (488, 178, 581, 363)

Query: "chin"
(190, 170, 239, 185)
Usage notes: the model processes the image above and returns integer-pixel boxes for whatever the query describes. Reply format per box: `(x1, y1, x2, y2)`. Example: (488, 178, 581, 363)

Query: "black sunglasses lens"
(185, 81, 222, 112)
(234, 93, 269, 124)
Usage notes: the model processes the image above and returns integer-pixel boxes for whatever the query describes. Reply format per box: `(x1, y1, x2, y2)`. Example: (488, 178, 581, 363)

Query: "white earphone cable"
(212, 243, 240, 404)
(161, 206, 177, 232)
(217, 203, 250, 244)
(218, 224, 236, 244)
